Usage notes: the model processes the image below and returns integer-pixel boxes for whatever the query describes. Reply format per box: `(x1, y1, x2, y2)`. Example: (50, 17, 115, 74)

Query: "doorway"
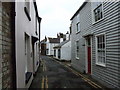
(86, 37, 91, 74)
(58, 49, 61, 59)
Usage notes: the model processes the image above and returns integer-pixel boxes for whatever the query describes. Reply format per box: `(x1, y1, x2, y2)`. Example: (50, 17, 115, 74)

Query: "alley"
(30, 55, 104, 89)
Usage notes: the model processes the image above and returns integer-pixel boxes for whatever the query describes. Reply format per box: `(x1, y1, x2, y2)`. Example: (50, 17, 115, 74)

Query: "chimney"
(66, 31, 69, 40)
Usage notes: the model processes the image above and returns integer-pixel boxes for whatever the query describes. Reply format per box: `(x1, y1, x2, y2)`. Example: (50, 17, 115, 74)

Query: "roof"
(70, 1, 87, 20)
(53, 40, 69, 49)
(40, 39, 46, 43)
(48, 38, 60, 43)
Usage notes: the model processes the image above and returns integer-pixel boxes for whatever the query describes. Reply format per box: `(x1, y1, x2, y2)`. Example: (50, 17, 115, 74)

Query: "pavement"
(29, 55, 109, 89)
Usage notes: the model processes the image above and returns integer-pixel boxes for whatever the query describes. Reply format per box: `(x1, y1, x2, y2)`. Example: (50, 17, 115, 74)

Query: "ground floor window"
(76, 40, 79, 59)
(46, 49, 49, 54)
(96, 34, 106, 66)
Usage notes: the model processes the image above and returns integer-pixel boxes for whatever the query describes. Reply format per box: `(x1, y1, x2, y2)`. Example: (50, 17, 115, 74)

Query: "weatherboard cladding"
(71, 1, 120, 88)
(71, 2, 92, 73)
(91, 2, 120, 88)
(54, 40, 69, 48)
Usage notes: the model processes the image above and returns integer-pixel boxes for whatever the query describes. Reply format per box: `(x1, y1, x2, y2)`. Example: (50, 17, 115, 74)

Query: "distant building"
(41, 33, 66, 56)
(54, 32, 71, 61)
(46, 37, 60, 56)
(40, 37, 47, 55)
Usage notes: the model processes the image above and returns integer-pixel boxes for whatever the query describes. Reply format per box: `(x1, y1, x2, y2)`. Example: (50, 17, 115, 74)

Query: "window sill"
(24, 7, 31, 21)
(96, 63, 106, 67)
(76, 31, 81, 34)
(25, 72, 32, 84)
(76, 57, 79, 60)
(92, 18, 104, 25)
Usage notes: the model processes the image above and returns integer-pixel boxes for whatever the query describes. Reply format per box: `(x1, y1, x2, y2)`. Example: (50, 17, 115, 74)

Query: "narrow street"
(30, 55, 104, 89)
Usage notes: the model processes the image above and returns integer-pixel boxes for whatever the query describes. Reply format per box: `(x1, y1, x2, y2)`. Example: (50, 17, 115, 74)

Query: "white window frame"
(76, 40, 79, 59)
(92, 2, 104, 24)
(95, 33, 106, 67)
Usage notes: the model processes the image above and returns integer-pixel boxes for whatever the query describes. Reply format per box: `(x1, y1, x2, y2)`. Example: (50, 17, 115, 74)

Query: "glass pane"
(103, 43, 105, 48)
(99, 36, 102, 43)
(103, 35, 105, 42)
(103, 57, 105, 64)
(78, 23, 80, 32)
(100, 43, 102, 48)
(97, 37, 99, 44)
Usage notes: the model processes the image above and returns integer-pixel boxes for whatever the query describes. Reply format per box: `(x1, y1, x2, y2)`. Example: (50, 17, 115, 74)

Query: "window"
(76, 14, 80, 33)
(54, 50, 56, 57)
(76, 41, 79, 59)
(76, 22, 80, 33)
(25, 0, 30, 13)
(93, 4, 103, 22)
(24, 0, 31, 21)
(96, 34, 106, 66)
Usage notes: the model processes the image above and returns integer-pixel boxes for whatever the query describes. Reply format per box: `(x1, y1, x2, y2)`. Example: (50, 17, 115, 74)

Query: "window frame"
(76, 40, 79, 60)
(92, 2, 104, 24)
(95, 33, 106, 67)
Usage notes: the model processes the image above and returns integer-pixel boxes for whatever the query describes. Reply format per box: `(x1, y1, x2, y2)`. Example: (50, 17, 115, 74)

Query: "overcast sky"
(36, 0, 84, 40)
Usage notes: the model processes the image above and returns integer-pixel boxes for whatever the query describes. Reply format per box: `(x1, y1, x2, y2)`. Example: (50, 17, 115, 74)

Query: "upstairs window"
(24, 0, 31, 21)
(25, 0, 30, 13)
(94, 4, 103, 22)
(96, 34, 106, 66)
(76, 14, 80, 33)
(92, 2, 104, 23)
(76, 22, 80, 33)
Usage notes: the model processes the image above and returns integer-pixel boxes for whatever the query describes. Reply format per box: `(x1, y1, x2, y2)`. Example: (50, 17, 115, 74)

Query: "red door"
(88, 47, 91, 74)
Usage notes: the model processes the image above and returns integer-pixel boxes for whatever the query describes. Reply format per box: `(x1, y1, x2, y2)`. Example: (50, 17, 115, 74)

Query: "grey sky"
(36, 0, 84, 40)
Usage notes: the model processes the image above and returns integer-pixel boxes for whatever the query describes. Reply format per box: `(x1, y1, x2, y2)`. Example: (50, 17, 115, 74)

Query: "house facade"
(15, 0, 41, 88)
(0, 0, 41, 89)
(46, 37, 60, 56)
(70, 0, 120, 88)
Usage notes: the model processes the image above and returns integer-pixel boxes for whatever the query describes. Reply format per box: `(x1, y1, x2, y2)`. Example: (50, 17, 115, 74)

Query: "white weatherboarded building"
(53, 32, 71, 61)
(54, 40, 71, 61)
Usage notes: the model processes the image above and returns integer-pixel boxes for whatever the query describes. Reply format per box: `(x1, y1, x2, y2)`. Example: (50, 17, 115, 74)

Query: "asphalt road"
(30, 55, 104, 89)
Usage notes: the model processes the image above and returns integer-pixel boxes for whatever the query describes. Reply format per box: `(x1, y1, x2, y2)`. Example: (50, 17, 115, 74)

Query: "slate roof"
(48, 38, 60, 43)
(53, 40, 69, 49)
(70, 1, 87, 20)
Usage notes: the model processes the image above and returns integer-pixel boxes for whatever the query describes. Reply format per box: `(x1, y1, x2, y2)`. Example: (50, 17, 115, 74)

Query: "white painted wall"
(61, 41, 71, 61)
(15, 0, 39, 88)
(34, 41, 39, 73)
(54, 41, 71, 61)
(60, 38, 63, 43)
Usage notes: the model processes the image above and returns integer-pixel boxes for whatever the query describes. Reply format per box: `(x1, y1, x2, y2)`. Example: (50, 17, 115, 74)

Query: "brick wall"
(0, 2, 13, 89)
(0, 1, 2, 90)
